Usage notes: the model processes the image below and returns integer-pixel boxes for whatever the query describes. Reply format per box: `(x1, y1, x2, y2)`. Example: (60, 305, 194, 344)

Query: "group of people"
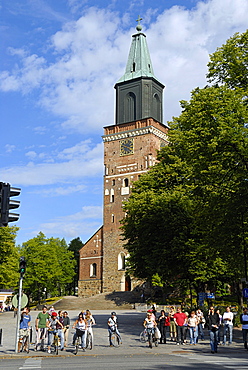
(17, 304, 248, 354)
(18, 305, 122, 353)
(142, 305, 239, 353)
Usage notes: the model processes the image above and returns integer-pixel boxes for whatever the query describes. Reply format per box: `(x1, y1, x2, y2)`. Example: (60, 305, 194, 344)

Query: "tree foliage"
(121, 29, 248, 295)
(21, 232, 76, 301)
(0, 226, 20, 288)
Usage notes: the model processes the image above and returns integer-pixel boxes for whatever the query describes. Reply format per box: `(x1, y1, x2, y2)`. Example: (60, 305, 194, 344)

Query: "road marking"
(19, 357, 42, 369)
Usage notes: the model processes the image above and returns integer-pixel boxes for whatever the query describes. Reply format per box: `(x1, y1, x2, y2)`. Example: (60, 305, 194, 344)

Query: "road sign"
(206, 293, 215, 299)
(243, 288, 248, 298)
(12, 293, 28, 309)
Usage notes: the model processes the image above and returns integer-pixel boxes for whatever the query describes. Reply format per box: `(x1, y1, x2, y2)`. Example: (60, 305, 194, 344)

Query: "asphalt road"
(0, 309, 247, 369)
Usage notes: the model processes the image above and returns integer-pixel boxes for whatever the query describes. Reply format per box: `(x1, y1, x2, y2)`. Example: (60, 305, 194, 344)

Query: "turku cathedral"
(78, 21, 169, 298)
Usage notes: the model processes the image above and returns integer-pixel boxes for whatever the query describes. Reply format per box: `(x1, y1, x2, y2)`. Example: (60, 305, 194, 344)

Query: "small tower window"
(111, 214, 115, 223)
(132, 62, 136, 72)
(90, 263, 97, 277)
(123, 178, 129, 187)
(118, 252, 126, 270)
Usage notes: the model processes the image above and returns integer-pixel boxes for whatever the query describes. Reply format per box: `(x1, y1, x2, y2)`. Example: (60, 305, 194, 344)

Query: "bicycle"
(140, 328, 148, 343)
(19, 330, 30, 353)
(50, 330, 59, 355)
(110, 327, 120, 347)
(86, 330, 93, 350)
(35, 328, 46, 351)
(74, 331, 87, 355)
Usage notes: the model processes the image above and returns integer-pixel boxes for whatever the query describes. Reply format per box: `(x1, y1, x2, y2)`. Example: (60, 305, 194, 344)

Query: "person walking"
(169, 306, 177, 342)
(63, 311, 70, 347)
(143, 312, 157, 348)
(35, 305, 49, 351)
(208, 307, 220, 353)
(108, 312, 122, 346)
(158, 310, 169, 344)
(223, 306, 233, 345)
(174, 307, 187, 345)
(18, 307, 31, 352)
(196, 308, 205, 341)
(240, 307, 248, 349)
(188, 311, 198, 345)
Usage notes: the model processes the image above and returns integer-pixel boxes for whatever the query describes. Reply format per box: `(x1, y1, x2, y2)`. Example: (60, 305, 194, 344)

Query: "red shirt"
(174, 312, 187, 326)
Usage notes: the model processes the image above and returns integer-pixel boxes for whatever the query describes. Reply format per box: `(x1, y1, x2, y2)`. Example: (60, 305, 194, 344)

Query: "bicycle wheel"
(54, 335, 59, 355)
(86, 333, 93, 350)
(111, 333, 120, 347)
(74, 337, 79, 355)
(140, 330, 147, 343)
(24, 336, 30, 353)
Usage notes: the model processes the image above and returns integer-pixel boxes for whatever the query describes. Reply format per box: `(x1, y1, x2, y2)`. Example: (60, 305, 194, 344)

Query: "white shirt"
(223, 311, 233, 325)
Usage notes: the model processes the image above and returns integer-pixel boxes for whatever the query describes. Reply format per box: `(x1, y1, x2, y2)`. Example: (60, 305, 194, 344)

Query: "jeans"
(176, 325, 185, 344)
(48, 329, 64, 350)
(223, 324, 233, 344)
(189, 326, 198, 344)
(108, 327, 121, 345)
(242, 328, 248, 348)
(198, 323, 204, 340)
(209, 329, 218, 352)
(75, 329, 86, 348)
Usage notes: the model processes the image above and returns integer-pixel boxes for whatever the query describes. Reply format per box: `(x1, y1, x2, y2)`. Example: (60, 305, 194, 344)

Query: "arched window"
(153, 93, 161, 122)
(118, 252, 126, 270)
(123, 178, 129, 187)
(90, 263, 97, 277)
(125, 92, 136, 122)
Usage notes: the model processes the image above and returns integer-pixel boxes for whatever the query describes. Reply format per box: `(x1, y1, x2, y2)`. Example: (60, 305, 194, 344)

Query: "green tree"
(21, 232, 76, 302)
(207, 29, 248, 90)
(68, 237, 84, 295)
(0, 226, 19, 288)
(122, 84, 248, 297)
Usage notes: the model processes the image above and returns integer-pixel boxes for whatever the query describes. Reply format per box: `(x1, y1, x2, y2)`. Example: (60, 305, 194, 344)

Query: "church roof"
(117, 20, 160, 84)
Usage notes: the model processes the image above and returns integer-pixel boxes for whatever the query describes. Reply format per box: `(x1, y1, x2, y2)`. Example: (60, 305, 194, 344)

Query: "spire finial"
(136, 15, 142, 32)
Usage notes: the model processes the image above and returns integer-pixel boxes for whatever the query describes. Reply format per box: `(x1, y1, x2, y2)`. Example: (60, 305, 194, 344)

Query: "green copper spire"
(117, 18, 157, 83)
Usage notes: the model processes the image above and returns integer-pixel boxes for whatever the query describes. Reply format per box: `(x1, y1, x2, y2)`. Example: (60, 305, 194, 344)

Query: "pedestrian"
(223, 306, 233, 345)
(209, 307, 220, 353)
(63, 311, 70, 347)
(240, 307, 248, 350)
(18, 307, 31, 353)
(188, 311, 198, 345)
(158, 310, 168, 344)
(108, 312, 122, 346)
(174, 307, 187, 345)
(169, 306, 177, 342)
(35, 305, 49, 351)
(196, 308, 205, 341)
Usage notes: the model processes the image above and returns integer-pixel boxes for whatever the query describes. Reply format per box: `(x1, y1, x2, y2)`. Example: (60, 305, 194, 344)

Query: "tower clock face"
(120, 138, 134, 156)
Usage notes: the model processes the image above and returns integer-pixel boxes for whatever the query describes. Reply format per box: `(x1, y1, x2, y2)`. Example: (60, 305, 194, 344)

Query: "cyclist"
(35, 305, 49, 351)
(143, 311, 157, 348)
(47, 311, 64, 353)
(72, 313, 88, 350)
(108, 312, 122, 346)
(18, 307, 31, 352)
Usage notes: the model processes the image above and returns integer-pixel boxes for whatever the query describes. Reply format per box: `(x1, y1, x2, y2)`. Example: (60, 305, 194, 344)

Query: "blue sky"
(1, 0, 247, 246)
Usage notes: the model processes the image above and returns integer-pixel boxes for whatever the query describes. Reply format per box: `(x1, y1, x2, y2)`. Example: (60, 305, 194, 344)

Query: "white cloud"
(1, 141, 103, 186)
(35, 205, 103, 240)
(5, 144, 16, 153)
(1, 0, 247, 132)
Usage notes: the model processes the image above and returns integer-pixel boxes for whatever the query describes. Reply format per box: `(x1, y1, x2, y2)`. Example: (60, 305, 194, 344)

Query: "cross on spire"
(136, 15, 143, 32)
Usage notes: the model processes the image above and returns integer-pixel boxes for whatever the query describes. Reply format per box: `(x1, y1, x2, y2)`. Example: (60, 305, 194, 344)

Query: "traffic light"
(19, 256, 26, 276)
(0, 182, 21, 227)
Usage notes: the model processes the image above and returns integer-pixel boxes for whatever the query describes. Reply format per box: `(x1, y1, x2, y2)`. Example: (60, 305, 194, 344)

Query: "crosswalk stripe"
(19, 358, 42, 369)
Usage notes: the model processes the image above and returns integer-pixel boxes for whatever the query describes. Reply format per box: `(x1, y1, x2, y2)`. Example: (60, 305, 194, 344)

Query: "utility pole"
(15, 257, 26, 353)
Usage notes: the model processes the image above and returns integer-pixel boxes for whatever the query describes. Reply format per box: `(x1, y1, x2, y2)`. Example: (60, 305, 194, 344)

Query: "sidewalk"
(0, 310, 245, 359)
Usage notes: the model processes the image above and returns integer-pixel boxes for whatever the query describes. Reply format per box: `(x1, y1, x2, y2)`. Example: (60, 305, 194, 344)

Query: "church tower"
(78, 20, 168, 297)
